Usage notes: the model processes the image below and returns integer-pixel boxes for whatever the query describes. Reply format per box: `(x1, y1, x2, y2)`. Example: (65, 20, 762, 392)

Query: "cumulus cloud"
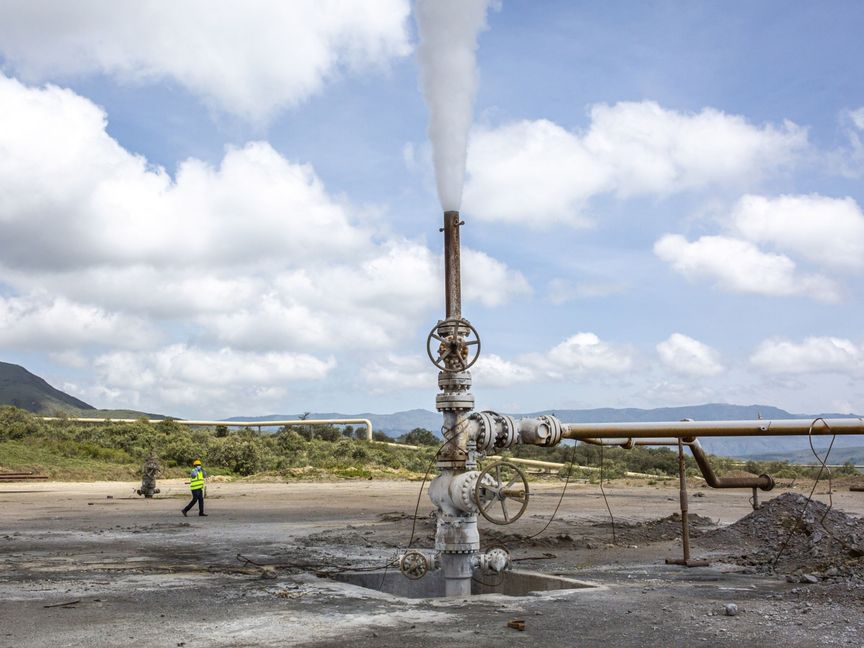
(750, 336, 864, 375)
(0, 0, 411, 121)
(364, 333, 630, 393)
(361, 354, 431, 394)
(464, 101, 806, 225)
(0, 295, 159, 350)
(731, 194, 864, 271)
(462, 249, 532, 306)
(0, 74, 369, 270)
(656, 333, 724, 377)
(0, 76, 527, 339)
(653, 234, 840, 302)
(472, 354, 536, 387)
(535, 332, 633, 377)
(93, 345, 335, 413)
(0, 74, 530, 412)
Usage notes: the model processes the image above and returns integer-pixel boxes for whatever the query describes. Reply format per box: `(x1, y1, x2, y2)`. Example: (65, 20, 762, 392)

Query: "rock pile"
(705, 492, 864, 576)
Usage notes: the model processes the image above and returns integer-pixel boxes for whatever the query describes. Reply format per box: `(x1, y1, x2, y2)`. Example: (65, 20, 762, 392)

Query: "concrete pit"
(331, 568, 596, 599)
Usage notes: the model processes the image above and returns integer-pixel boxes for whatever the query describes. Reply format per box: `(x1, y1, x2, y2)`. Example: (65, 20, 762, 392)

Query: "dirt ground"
(1, 478, 863, 647)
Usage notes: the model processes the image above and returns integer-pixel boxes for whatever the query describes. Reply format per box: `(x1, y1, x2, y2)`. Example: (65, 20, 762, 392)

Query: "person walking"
(181, 459, 207, 517)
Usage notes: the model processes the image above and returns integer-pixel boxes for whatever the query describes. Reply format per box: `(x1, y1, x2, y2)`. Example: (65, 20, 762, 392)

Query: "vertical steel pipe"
(443, 210, 462, 320)
(677, 439, 690, 562)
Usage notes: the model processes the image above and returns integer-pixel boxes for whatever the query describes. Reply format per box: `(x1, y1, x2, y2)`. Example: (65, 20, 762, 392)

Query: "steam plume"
(415, 0, 491, 211)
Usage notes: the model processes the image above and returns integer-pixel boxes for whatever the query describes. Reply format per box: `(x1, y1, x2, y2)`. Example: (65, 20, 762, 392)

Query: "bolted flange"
(436, 392, 475, 412)
(438, 370, 472, 391)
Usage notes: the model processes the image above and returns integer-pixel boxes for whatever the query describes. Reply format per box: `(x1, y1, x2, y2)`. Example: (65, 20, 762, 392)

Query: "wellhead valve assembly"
(399, 210, 569, 596)
(396, 209, 864, 596)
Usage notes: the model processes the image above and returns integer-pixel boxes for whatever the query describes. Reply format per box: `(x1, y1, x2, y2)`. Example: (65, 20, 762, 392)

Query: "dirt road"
(1, 479, 862, 647)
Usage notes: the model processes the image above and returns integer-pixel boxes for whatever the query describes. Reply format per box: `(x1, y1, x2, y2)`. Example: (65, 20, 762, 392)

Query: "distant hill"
(232, 403, 864, 460)
(747, 446, 864, 465)
(0, 361, 165, 419)
(0, 361, 95, 414)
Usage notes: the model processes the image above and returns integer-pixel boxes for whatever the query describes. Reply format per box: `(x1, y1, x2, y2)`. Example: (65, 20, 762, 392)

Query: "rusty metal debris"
(0, 472, 48, 481)
(136, 454, 161, 498)
(43, 600, 80, 608)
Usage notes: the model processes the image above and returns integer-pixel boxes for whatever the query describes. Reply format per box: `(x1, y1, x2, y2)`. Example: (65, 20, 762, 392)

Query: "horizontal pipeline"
(562, 418, 864, 440)
(40, 417, 374, 442)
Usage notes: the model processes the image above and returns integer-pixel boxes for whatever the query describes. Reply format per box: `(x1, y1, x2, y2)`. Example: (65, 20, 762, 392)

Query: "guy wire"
(599, 441, 617, 545)
(772, 417, 836, 567)
(525, 438, 579, 540)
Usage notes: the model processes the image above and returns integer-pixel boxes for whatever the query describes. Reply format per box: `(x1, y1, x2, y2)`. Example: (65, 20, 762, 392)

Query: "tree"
(399, 428, 439, 446)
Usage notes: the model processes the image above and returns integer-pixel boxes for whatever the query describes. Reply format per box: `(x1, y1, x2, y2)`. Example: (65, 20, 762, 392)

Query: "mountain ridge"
(0, 361, 94, 413)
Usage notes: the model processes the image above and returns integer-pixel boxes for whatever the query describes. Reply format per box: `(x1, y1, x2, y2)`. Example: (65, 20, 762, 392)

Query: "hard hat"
(193, 459, 202, 466)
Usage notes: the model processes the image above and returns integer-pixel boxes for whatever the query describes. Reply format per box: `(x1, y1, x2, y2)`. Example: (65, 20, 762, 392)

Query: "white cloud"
(656, 333, 724, 377)
(750, 336, 864, 375)
(93, 345, 335, 412)
(0, 74, 531, 412)
(472, 354, 536, 387)
(731, 194, 864, 271)
(535, 332, 633, 377)
(0, 0, 412, 121)
(464, 101, 806, 225)
(461, 249, 532, 306)
(0, 75, 529, 353)
(361, 354, 431, 394)
(0, 295, 159, 351)
(0, 75, 371, 271)
(653, 234, 840, 302)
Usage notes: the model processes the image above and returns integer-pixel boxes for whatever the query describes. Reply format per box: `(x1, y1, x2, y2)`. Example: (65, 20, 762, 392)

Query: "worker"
(181, 459, 207, 517)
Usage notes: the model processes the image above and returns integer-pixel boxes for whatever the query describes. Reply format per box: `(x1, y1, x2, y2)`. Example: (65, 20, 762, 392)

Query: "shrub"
(208, 436, 266, 476)
(399, 428, 439, 446)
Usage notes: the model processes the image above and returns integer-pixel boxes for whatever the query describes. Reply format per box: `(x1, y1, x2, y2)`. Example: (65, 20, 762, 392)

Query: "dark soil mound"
(591, 513, 716, 544)
(705, 492, 864, 574)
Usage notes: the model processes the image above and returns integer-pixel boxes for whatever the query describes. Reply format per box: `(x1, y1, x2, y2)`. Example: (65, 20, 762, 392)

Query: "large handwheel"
(426, 319, 481, 371)
(474, 461, 529, 525)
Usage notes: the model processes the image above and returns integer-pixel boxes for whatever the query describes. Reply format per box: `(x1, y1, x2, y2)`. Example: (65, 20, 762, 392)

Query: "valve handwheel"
(399, 550, 429, 580)
(426, 318, 481, 371)
(474, 461, 529, 525)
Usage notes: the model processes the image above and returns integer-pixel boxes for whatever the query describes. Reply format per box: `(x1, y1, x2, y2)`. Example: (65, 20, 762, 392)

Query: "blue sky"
(0, 1, 862, 418)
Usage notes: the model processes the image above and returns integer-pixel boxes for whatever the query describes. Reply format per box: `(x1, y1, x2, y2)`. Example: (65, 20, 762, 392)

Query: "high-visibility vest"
(190, 467, 205, 491)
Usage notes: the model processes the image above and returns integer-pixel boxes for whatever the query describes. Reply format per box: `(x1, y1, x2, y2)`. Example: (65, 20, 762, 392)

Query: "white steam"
(415, 0, 491, 211)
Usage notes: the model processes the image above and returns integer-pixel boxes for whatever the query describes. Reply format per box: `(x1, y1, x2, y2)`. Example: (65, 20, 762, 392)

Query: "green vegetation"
(0, 406, 857, 483)
(506, 441, 860, 482)
(0, 406, 436, 481)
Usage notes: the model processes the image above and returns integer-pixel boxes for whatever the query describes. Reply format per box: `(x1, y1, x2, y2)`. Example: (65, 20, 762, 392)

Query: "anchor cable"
(524, 438, 579, 540)
(772, 417, 837, 567)
(599, 442, 617, 545)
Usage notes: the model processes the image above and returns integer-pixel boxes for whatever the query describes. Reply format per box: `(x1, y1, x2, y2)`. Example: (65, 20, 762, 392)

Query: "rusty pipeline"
(562, 417, 864, 439)
(686, 438, 774, 490)
(579, 435, 775, 491)
(443, 210, 462, 320)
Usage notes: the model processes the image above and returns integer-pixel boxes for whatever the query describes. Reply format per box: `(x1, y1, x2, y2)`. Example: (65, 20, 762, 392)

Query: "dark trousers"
(183, 489, 204, 515)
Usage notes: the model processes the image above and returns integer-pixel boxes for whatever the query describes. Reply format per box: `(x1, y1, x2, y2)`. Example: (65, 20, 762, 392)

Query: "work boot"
(199, 513, 208, 517)
(181, 509, 187, 517)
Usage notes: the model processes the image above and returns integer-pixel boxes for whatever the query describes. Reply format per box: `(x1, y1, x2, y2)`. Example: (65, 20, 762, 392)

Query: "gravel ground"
(1, 479, 863, 647)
